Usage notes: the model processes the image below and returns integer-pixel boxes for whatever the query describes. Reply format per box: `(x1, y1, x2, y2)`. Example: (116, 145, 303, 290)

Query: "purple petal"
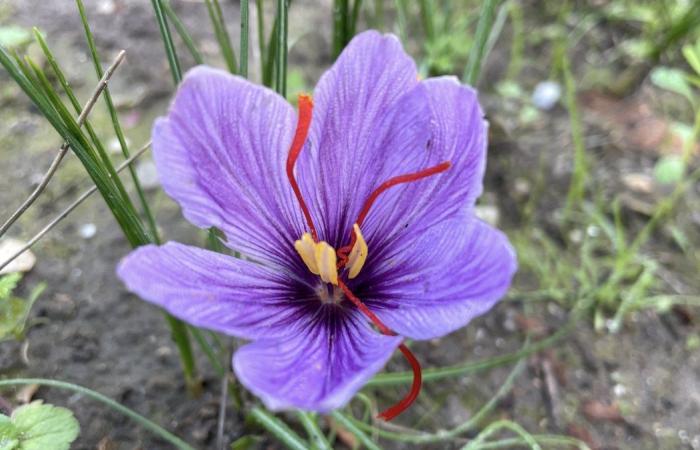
(153, 66, 306, 268)
(296, 31, 428, 246)
(362, 215, 517, 340)
(233, 310, 401, 412)
(117, 242, 313, 340)
(362, 77, 488, 255)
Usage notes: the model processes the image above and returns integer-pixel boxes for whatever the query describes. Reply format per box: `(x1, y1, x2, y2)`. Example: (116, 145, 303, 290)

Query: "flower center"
(316, 283, 343, 304)
(285, 93, 451, 421)
(294, 224, 368, 286)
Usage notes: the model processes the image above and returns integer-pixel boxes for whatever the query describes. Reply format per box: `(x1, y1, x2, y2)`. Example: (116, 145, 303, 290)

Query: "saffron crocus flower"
(117, 30, 517, 419)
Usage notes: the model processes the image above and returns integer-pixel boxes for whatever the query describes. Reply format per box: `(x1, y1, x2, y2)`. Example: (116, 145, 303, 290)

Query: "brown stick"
(0, 50, 127, 238)
(0, 141, 151, 273)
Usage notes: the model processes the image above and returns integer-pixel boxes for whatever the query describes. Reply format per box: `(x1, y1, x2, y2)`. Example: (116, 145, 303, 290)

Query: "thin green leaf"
(275, 0, 288, 95)
(297, 412, 332, 450)
(240, 0, 250, 77)
(250, 407, 309, 450)
(256, 0, 266, 78)
(463, 0, 501, 85)
(75, 0, 160, 243)
(329, 412, 382, 450)
(163, 0, 205, 65)
(0, 379, 195, 450)
(151, 0, 183, 84)
(205, 0, 238, 73)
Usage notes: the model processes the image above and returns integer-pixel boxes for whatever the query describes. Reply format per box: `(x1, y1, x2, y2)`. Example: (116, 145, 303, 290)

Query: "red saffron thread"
(286, 94, 318, 241)
(380, 344, 422, 421)
(336, 161, 451, 270)
(337, 279, 422, 421)
(334, 160, 451, 420)
(285, 95, 448, 421)
(356, 161, 451, 227)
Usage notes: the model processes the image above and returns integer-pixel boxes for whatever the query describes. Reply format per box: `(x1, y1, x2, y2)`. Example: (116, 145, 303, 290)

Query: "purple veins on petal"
(117, 30, 517, 414)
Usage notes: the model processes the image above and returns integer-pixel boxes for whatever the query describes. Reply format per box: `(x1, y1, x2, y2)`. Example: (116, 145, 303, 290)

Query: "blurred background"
(0, 0, 699, 448)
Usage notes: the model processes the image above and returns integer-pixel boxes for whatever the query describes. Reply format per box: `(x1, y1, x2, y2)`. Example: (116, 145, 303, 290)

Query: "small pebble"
(0, 238, 36, 275)
(136, 160, 160, 190)
(97, 0, 116, 14)
(79, 223, 97, 239)
(475, 205, 500, 226)
(613, 383, 627, 397)
(532, 80, 562, 110)
(108, 137, 124, 155)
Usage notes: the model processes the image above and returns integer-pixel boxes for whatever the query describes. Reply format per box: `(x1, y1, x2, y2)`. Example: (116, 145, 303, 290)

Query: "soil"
(1, 1, 699, 449)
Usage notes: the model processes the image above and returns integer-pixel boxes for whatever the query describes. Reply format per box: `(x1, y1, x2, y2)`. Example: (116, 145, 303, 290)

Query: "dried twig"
(0, 141, 151, 273)
(540, 355, 563, 431)
(0, 50, 127, 238)
(216, 371, 230, 450)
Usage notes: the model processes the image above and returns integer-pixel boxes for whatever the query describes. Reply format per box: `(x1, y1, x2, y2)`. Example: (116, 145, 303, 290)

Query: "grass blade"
(240, 0, 250, 77)
(75, 0, 160, 243)
(463, 0, 500, 85)
(275, 0, 288, 95)
(205, 0, 238, 73)
(163, 0, 204, 65)
(0, 379, 195, 450)
(330, 411, 382, 450)
(256, 0, 266, 79)
(151, 0, 183, 84)
(297, 412, 332, 450)
(250, 407, 309, 450)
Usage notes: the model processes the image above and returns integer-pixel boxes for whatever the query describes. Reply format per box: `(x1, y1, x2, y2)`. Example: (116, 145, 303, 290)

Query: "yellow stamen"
(347, 224, 368, 279)
(315, 241, 338, 285)
(294, 234, 338, 285)
(294, 233, 319, 275)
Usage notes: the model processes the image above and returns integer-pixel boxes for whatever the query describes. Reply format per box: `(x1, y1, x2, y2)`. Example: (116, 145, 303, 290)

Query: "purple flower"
(117, 30, 516, 418)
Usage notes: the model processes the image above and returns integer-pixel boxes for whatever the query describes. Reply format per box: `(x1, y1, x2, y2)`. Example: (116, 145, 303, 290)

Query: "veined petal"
(296, 31, 431, 247)
(360, 215, 517, 340)
(117, 242, 312, 340)
(152, 66, 306, 269)
(362, 77, 488, 256)
(233, 310, 401, 412)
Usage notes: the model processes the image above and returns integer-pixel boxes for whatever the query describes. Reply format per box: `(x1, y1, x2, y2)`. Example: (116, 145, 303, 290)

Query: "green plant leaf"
(654, 155, 686, 185)
(0, 415, 20, 450)
(0, 282, 44, 342)
(0, 26, 31, 48)
(682, 41, 700, 76)
(9, 401, 79, 450)
(650, 66, 695, 106)
(0, 274, 21, 300)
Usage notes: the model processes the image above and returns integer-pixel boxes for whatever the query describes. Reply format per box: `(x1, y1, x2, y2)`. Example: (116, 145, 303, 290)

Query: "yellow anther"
(315, 241, 338, 285)
(294, 233, 338, 285)
(347, 224, 368, 279)
(294, 233, 319, 275)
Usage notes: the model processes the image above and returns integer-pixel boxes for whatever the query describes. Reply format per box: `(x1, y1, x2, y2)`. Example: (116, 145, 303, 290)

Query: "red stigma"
(286, 94, 318, 241)
(356, 161, 451, 227)
(287, 101, 451, 420)
(334, 159, 451, 420)
(378, 344, 422, 421)
(336, 160, 451, 271)
(337, 280, 422, 421)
